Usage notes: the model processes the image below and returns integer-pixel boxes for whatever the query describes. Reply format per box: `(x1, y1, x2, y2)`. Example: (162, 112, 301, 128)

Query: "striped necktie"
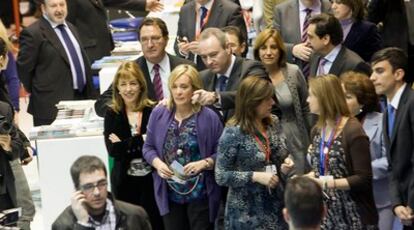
(153, 64, 163, 100)
(301, 8, 312, 79)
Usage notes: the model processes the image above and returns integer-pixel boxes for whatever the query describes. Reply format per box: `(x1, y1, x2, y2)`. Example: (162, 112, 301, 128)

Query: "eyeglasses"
(80, 179, 108, 194)
(140, 36, 163, 44)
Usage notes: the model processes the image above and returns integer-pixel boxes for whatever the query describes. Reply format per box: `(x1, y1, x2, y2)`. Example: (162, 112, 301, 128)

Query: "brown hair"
(335, 0, 365, 21)
(228, 76, 274, 134)
(167, 64, 203, 113)
(111, 61, 155, 113)
(253, 28, 287, 68)
(138, 17, 169, 39)
(340, 71, 379, 113)
(309, 75, 350, 128)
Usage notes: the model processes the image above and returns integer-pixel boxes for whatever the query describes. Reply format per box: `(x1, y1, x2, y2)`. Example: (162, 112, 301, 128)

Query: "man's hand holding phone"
(71, 191, 89, 224)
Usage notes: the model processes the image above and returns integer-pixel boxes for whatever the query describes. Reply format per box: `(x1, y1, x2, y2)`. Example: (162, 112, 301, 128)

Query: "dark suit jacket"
(309, 46, 371, 78)
(174, 0, 247, 70)
(94, 54, 194, 117)
(383, 86, 414, 210)
(17, 17, 95, 122)
(368, 0, 414, 51)
(200, 57, 267, 121)
(343, 20, 382, 62)
(272, 0, 331, 64)
(66, 0, 146, 63)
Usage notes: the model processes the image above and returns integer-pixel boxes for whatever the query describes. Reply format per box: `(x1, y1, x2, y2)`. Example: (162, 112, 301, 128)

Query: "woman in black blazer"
(332, 0, 382, 62)
(103, 61, 163, 230)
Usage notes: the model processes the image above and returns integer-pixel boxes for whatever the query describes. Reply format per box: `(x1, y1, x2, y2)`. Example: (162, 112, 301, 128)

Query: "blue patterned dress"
(215, 116, 289, 230)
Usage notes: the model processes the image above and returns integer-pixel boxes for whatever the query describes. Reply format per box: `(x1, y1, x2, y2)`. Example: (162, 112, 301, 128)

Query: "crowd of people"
(1, 0, 414, 229)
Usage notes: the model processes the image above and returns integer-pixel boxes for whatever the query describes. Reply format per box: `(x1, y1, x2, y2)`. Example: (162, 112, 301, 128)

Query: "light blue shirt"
(317, 44, 342, 75)
(298, 0, 322, 37)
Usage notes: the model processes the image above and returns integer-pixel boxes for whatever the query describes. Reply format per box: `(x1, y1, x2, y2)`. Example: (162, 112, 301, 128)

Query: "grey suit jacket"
(309, 46, 371, 77)
(383, 86, 414, 209)
(272, 0, 331, 63)
(199, 57, 267, 121)
(66, 0, 146, 63)
(363, 112, 391, 208)
(174, 0, 246, 69)
(94, 54, 194, 117)
(17, 17, 95, 121)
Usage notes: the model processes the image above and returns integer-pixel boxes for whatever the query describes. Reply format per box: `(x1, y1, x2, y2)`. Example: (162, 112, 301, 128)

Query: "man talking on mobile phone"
(52, 155, 152, 230)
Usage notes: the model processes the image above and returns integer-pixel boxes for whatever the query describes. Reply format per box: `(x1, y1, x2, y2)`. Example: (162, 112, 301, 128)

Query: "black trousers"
(163, 199, 213, 230)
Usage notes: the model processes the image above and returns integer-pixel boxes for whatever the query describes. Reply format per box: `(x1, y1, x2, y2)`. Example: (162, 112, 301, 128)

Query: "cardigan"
(143, 106, 223, 222)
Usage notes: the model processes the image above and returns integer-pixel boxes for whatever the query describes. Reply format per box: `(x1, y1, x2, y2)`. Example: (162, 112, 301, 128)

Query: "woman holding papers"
(103, 61, 163, 230)
(143, 64, 223, 230)
(215, 76, 293, 230)
(305, 75, 378, 229)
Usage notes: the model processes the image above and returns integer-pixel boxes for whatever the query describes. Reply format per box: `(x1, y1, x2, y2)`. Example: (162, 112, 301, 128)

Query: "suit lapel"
(40, 18, 70, 66)
(329, 46, 345, 76)
(344, 23, 359, 48)
(227, 57, 242, 90)
(290, 0, 301, 42)
(309, 54, 319, 77)
(138, 57, 156, 100)
(390, 86, 410, 144)
(205, 0, 222, 29)
(187, 1, 197, 41)
(205, 71, 216, 91)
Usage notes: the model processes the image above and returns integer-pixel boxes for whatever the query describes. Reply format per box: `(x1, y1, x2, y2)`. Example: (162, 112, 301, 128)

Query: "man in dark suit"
(272, 0, 331, 77)
(17, 0, 96, 126)
(66, 0, 163, 63)
(370, 47, 414, 229)
(192, 28, 267, 122)
(307, 13, 371, 78)
(368, 0, 414, 82)
(174, 0, 246, 70)
(94, 17, 194, 117)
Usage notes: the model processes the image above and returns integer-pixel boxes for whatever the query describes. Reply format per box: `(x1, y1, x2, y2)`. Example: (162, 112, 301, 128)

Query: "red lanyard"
(254, 131, 271, 163)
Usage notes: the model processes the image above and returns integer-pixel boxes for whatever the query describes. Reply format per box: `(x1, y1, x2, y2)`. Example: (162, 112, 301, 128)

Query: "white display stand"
(36, 135, 109, 229)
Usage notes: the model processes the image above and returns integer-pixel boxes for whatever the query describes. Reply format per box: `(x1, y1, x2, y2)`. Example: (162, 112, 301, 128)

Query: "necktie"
(387, 105, 395, 137)
(153, 64, 163, 100)
(317, 58, 328, 75)
(200, 6, 208, 30)
(301, 8, 313, 79)
(217, 75, 227, 92)
(57, 24, 85, 91)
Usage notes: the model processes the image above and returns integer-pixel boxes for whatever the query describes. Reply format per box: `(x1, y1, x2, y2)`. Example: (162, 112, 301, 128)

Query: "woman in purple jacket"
(143, 64, 223, 230)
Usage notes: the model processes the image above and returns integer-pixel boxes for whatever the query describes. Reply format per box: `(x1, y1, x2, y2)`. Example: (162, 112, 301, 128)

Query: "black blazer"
(17, 17, 95, 122)
(343, 20, 382, 62)
(94, 54, 194, 117)
(66, 0, 146, 62)
(104, 106, 152, 196)
(383, 86, 414, 209)
(199, 57, 267, 121)
(309, 46, 371, 78)
(174, 0, 247, 70)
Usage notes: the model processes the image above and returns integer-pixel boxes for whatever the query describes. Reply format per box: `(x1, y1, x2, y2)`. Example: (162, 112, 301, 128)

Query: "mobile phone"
(0, 207, 21, 226)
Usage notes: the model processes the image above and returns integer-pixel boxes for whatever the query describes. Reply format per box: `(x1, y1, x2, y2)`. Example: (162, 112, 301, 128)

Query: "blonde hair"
(308, 75, 350, 128)
(167, 64, 203, 113)
(0, 20, 17, 53)
(228, 76, 274, 134)
(111, 61, 155, 113)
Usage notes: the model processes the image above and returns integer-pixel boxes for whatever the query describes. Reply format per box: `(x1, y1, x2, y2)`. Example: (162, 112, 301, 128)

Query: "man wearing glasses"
(52, 155, 152, 229)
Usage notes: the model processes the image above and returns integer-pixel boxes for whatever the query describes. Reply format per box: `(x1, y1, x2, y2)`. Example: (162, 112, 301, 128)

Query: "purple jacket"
(143, 105, 223, 222)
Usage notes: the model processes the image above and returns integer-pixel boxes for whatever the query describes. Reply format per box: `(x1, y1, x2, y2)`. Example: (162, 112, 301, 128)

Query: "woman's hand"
(252, 172, 279, 189)
(183, 160, 206, 176)
(281, 156, 295, 174)
(153, 158, 174, 179)
(108, 133, 121, 143)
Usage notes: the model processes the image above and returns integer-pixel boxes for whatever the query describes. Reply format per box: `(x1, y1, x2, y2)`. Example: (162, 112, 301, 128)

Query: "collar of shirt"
(323, 44, 342, 65)
(87, 198, 116, 229)
(340, 18, 354, 40)
(217, 55, 236, 79)
(43, 14, 68, 29)
(298, 0, 321, 14)
(388, 83, 407, 110)
(147, 54, 170, 75)
(196, 0, 214, 11)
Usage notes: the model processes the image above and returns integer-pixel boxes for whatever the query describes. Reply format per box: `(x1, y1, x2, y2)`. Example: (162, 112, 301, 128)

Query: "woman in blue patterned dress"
(215, 76, 293, 230)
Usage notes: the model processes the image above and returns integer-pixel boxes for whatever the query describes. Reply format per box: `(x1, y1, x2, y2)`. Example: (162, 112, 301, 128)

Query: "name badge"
(265, 164, 277, 175)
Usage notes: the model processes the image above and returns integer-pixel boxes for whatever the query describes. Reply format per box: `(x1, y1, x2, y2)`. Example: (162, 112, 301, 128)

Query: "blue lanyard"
(319, 116, 341, 176)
